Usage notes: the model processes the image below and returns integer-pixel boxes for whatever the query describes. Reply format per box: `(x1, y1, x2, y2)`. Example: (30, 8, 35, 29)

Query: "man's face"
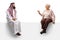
(12, 4, 16, 9)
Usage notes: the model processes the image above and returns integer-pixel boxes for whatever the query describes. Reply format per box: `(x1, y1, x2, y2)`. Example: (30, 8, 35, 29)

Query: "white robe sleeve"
(6, 10, 12, 20)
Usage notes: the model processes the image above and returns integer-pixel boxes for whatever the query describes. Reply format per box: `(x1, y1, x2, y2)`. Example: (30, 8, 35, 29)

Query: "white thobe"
(6, 10, 21, 34)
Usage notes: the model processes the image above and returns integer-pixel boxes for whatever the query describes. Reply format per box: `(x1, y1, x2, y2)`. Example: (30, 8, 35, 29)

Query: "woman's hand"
(52, 22, 55, 24)
(37, 10, 42, 16)
(37, 10, 40, 14)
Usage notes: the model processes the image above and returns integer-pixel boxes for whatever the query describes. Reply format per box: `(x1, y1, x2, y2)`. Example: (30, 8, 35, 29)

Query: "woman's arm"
(37, 10, 43, 16)
(51, 10, 55, 24)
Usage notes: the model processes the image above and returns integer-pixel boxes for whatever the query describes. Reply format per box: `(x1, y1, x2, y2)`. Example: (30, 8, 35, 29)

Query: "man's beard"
(13, 6, 16, 9)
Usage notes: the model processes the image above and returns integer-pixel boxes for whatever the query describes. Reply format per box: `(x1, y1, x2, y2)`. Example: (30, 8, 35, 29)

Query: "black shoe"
(40, 30, 46, 34)
(40, 32, 43, 34)
(43, 31, 46, 33)
(16, 32, 21, 36)
(43, 29, 46, 33)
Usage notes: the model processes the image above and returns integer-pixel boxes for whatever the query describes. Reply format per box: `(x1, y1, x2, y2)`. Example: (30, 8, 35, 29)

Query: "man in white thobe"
(7, 2, 21, 36)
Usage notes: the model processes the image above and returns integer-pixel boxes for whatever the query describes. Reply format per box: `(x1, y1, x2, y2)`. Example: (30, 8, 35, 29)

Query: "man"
(37, 4, 55, 34)
(7, 2, 21, 36)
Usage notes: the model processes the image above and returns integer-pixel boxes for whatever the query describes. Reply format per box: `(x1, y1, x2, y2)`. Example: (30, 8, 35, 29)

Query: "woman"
(37, 4, 55, 34)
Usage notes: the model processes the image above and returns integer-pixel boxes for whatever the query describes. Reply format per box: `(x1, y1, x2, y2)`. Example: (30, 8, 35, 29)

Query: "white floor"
(0, 22, 60, 40)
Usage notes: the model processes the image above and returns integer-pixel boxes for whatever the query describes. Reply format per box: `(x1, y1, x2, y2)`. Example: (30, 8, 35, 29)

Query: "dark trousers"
(41, 18, 52, 32)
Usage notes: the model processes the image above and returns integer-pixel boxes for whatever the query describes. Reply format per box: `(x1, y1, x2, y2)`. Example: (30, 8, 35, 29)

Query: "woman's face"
(45, 5, 50, 10)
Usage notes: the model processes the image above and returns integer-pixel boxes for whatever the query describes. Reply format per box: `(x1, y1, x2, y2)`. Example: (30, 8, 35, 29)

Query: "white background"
(0, 0, 60, 40)
(0, 0, 60, 23)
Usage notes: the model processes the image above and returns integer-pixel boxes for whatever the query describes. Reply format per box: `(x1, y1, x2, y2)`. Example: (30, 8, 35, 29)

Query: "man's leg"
(13, 20, 21, 36)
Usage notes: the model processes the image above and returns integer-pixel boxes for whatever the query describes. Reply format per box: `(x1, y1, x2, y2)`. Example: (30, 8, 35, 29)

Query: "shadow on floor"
(6, 22, 21, 38)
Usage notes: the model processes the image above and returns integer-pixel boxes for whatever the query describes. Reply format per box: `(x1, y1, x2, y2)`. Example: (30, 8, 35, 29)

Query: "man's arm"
(6, 10, 12, 20)
(12, 9, 17, 21)
(7, 10, 16, 21)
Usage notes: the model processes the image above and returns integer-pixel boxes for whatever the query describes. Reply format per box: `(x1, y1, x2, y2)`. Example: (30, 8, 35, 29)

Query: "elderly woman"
(37, 4, 55, 34)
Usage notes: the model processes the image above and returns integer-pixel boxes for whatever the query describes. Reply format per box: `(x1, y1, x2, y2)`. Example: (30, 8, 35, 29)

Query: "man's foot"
(16, 32, 21, 36)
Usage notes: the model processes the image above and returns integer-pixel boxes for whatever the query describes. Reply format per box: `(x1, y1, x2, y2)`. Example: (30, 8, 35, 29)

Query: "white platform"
(0, 22, 60, 40)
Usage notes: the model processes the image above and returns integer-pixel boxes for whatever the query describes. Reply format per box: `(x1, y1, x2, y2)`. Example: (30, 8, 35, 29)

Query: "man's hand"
(12, 17, 16, 21)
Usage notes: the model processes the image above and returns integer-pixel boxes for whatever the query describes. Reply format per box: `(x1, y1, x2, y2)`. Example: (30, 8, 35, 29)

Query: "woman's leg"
(43, 19, 52, 33)
(41, 19, 46, 29)
(40, 19, 46, 34)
